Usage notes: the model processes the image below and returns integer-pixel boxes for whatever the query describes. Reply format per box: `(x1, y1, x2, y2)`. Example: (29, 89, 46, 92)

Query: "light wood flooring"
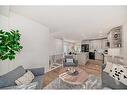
(43, 59, 102, 87)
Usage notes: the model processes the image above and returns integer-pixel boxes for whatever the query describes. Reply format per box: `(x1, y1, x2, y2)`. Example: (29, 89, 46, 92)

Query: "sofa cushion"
(0, 80, 6, 88)
(32, 75, 44, 89)
(2, 82, 38, 89)
(0, 66, 26, 88)
(28, 68, 45, 76)
(102, 72, 127, 89)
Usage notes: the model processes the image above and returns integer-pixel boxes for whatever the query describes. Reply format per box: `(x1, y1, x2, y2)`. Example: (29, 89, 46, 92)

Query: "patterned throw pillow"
(66, 59, 73, 63)
(109, 64, 127, 85)
(15, 70, 35, 86)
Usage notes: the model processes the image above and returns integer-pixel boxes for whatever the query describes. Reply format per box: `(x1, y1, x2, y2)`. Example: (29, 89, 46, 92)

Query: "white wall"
(107, 26, 123, 57)
(49, 35, 63, 55)
(108, 48, 122, 56)
(123, 22, 127, 65)
(107, 23, 127, 65)
(107, 27, 123, 57)
(0, 13, 50, 75)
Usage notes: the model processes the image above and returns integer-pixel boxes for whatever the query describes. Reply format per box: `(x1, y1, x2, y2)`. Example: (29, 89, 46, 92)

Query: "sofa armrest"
(74, 60, 78, 66)
(27, 68, 45, 76)
(101, 64, 106, 70)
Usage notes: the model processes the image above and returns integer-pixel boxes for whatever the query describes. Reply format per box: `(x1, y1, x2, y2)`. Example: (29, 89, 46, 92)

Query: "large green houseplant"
(0, 29, 23, 60)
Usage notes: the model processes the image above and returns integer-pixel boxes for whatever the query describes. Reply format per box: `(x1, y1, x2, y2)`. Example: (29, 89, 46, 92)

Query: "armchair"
(63, 55, 78, 67)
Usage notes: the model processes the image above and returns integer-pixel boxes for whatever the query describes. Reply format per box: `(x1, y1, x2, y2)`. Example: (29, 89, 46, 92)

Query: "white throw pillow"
(103, 62, 113, 73)
(66, 59, 73, 63)
(15, 70, 35, 86)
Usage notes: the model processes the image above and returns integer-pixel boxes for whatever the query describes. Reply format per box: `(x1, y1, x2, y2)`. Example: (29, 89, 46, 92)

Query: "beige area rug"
(44, 75, 102, 89)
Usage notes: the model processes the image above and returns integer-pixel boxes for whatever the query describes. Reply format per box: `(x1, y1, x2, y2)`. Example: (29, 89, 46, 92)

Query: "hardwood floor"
(43, 59, 102, 87)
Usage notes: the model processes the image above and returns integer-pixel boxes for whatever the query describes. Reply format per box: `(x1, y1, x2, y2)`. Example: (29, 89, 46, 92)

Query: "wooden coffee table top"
(59, 68, 89, 85)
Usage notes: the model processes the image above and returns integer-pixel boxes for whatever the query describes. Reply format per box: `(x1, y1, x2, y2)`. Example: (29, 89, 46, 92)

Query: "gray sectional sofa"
(0, 66, 45, 89)
(102, 64, 127, 89)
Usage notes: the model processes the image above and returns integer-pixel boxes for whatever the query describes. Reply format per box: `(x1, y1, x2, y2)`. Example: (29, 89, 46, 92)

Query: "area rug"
(44, 75, 102, 89)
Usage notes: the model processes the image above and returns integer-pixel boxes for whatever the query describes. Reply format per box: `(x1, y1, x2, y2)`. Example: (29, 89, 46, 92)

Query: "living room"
(0, 6, 127, 90)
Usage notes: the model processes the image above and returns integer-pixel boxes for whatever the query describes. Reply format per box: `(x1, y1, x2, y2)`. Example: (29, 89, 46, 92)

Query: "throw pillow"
(66, 59, 73, 63)
(103, 62, 113, 73)
(120, 67, 127, 85)
(15, 70, 35, 86)
(27, 68, 45, 76)
(109, 63, 118, 78)
(109, 64, 127, 85)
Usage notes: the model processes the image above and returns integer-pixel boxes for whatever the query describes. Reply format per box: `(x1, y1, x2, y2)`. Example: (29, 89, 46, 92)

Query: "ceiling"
(2, 6, 127, 42)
